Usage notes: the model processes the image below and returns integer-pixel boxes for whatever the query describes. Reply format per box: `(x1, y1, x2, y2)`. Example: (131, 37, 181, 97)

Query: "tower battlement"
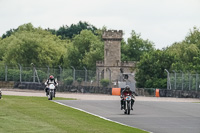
(102, 30, 123, 40)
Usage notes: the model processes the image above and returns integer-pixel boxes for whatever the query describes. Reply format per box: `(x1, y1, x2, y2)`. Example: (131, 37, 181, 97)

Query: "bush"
(64, 77, 73, 85)
(77, 78, 83, 84)
(145, 88, 155, 95)
(100, 79, 110, 87)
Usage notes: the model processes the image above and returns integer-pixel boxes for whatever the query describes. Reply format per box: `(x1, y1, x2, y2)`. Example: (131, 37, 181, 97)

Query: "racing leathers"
(120, 89, 137, 110)
(45, 78, 58, 96)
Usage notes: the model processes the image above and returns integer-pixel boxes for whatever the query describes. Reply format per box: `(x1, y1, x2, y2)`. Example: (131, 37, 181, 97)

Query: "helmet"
(49, 75, 54, 80)
(125, 85, 130, 91)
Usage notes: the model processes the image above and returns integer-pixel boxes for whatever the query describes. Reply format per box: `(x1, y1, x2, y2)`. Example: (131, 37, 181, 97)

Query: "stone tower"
(103, 30, 123, 67)
(102, 30, 123, 81)
(96, 30, 135, 87)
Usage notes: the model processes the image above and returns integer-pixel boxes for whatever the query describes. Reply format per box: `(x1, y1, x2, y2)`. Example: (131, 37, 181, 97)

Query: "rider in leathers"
(45, 75, 58, 96)
(120, 85, 137, 110)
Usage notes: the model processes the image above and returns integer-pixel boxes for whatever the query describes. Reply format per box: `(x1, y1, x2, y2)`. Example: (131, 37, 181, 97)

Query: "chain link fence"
(165, 69, 200, 91)
(0, 64, 99, 89)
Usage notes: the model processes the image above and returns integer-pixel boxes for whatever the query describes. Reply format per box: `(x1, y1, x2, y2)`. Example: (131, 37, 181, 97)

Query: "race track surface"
(2, 89, 200, 133)
(56, 100, 200, 133)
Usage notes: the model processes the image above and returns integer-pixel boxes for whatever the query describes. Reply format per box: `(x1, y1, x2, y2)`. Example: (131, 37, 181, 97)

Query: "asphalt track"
(55, 100, 200, 133)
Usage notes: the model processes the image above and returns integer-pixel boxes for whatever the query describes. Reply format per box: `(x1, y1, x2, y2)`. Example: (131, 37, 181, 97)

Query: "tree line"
(0, 21, 199, 89)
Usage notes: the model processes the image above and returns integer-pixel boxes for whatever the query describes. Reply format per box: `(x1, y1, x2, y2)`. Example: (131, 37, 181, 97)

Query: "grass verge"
(0, 95, 148, 133)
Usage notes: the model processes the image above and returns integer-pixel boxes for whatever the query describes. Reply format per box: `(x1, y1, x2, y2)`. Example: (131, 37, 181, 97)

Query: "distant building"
(96, 30, 136, 89)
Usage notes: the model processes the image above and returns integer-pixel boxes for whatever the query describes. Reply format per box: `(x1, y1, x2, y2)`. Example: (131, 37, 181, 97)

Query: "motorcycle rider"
(120, 85, 137, 110)
(45, 75, 58, 96)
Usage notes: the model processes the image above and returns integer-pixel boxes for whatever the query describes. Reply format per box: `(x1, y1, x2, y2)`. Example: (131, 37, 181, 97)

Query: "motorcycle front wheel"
(49, 92, 53, 100)
(127, 102, 130, 115)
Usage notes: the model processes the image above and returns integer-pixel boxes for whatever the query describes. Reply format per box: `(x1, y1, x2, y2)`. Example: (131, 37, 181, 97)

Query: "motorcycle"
(0, 89, 2, 99)
(122, 94, 132, 115)
(46, 84, 56, 100)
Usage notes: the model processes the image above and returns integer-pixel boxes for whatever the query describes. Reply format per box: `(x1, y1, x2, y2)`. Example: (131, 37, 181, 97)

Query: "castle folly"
(96, 30, 136, 87)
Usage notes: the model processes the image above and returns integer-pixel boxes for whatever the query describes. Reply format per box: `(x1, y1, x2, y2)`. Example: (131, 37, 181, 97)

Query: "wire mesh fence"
(166, 70, 200, 92)
(0, 64, 99, 88)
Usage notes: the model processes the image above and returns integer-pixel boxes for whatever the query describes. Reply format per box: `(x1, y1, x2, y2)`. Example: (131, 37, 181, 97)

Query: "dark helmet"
(125, 85, 130, 91)
(49, 75, 54, 80)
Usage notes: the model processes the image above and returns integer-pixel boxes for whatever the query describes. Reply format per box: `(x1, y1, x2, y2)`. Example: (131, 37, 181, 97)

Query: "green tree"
(135, 50, 174, 88)
(45, 28, 56, 35)
(0, 23, 67, 67)
(135, 27, 200, 88)
(56, 21, 97, 39)
(184, 26, 200, 48)
(64, 30, 104, 70)
(1, 28, 18, 39)
(82, 41, 104, 69)
(165, 27, 200, 72)
(122, 30, 155, 61)
(63, 43, 81, 68)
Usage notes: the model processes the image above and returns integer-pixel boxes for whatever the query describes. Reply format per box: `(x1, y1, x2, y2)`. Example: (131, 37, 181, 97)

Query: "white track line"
(53, 101, 152, 133)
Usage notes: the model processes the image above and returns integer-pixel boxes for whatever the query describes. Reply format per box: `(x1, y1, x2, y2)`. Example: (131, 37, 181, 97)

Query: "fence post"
(165, 69, 171, 90)
(46, 65, 49, 79)
(196, 72, 198, 92)
(188, 72, 191, 91)
(5, 65, 7, 81)
(180, 70, 183, 91)
(31, 63, 35, 82)
(172, 70, 176, 90)
(59, 65, 62, 81)
(71, 66, 75, 82)
(83, 66, 87, 82)
(96, 68, 100, 87)
(18, 63, 22, 82)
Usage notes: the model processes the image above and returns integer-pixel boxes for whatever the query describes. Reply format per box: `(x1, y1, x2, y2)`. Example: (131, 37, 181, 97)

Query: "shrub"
(145, 88, 155, 95)
(100, 79, 110, 87)
(77, 78, 83, 84)
(64, 77, 73, 85)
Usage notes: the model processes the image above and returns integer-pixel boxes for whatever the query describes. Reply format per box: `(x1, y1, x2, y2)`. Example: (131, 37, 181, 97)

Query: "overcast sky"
(0, 0, 200, 49)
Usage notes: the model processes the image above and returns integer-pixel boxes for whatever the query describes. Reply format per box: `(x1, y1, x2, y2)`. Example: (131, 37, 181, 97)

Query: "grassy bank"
(0, 95, 148, 133)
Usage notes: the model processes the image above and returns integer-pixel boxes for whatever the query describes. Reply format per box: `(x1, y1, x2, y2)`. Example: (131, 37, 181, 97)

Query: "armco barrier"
(159, 89, 200, 98)
(58, 85, 112, 95)
(14, 82, 44, 90)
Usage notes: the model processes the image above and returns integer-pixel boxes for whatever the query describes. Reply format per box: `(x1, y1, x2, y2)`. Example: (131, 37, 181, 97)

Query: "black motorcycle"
(122, 94, 133, 115)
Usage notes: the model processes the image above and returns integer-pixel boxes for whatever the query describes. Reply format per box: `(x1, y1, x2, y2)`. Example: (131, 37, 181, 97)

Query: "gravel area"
(1, 88, 200, 102)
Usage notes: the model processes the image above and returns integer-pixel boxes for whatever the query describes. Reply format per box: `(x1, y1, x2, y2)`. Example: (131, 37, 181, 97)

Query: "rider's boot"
(54, 89, 56, 97)
(45, 88, 47, 96)
(45, 88, 49, 96)
(121, 105, 124, 110)
(121, 100, 124, 110)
